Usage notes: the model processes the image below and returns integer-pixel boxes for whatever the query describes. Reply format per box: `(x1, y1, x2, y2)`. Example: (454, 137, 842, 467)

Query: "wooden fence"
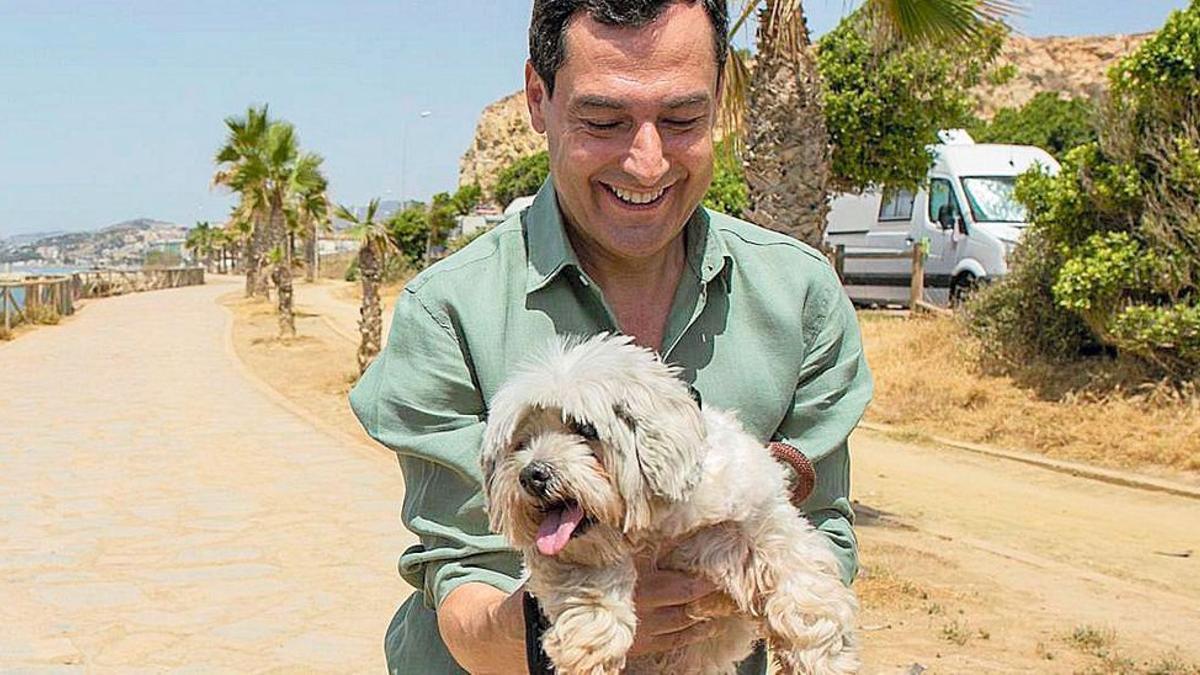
(1, 267, 205, 331)
(830, 244, 950, 315)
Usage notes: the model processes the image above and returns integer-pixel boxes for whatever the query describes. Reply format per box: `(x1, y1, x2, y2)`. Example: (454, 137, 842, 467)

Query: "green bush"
(818, 12, 1004, 192)
(969, 92, 1098, 160)
(386, 204, 431, 266)
(494, 151, 550, 209)
(965, 227, 1095, 363)
(703, 139, 748, 217)
(968, 0, 1200, 377)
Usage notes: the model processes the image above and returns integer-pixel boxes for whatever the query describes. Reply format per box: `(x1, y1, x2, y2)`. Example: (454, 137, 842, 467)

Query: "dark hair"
(529, 0, 728, 97)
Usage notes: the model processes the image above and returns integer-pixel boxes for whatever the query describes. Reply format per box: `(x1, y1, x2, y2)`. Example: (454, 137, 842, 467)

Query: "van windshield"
(960, 176, 1028, 223)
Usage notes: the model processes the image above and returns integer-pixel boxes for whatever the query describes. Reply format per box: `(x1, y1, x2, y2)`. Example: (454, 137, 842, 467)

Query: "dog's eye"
(570, 420, 599, 441)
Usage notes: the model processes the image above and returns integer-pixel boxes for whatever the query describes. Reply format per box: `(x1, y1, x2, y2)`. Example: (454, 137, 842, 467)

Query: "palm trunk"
(251, 214, 271, 298)
(271, 197, 295, 338)
(305, 219, 318, 282)
(743, 2, 832, 250)
(243, 238, 256, 297)
(357, 243, 383, 375)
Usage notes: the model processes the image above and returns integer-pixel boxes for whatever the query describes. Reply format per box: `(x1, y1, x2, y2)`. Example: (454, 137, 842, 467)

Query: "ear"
(623, 382, 706, 504)
(525, 60, 548, 134)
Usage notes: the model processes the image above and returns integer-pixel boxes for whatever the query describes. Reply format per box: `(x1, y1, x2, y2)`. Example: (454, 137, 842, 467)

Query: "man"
(349, 1, 872, 672)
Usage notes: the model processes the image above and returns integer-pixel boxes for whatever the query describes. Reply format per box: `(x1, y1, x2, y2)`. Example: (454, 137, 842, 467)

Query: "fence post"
(2, 287, 9, 332)
(910, 245, 925, 310)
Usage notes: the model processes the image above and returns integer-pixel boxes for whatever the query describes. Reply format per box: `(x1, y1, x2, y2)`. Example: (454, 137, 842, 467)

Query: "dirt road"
(852, 430, 1200, 671)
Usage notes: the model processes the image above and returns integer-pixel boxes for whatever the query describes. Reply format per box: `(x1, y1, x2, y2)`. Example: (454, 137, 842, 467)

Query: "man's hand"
(629, 554, 737, 656)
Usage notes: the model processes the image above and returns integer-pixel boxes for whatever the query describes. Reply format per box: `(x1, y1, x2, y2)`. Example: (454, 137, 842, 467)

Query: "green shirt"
(350, 179, 873, 674)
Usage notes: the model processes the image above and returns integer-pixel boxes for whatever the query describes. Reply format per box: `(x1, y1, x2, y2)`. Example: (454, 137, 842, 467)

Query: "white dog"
(482, 334, 859, 675)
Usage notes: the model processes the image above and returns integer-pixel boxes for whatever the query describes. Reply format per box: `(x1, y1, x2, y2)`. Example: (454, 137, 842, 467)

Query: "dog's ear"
(630, 391, 705, 502)
(608, 365, 706, 527)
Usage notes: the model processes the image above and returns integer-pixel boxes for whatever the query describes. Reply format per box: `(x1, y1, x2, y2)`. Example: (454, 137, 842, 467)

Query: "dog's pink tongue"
(535, 503, 584, 556)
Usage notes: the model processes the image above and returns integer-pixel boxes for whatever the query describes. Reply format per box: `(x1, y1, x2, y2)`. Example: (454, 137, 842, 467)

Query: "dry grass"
(859, 311, 1200, 474)
(223, 294, 372, 443)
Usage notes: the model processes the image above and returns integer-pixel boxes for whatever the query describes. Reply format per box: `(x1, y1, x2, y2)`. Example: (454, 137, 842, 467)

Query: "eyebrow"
(570, 92, 712, 113)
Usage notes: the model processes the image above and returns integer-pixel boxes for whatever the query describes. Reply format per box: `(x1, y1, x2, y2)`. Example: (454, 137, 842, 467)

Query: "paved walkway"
(0, 277, 411, 672)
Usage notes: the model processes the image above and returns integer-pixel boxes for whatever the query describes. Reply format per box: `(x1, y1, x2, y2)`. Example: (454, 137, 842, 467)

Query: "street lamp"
(399, 110, 433, 209)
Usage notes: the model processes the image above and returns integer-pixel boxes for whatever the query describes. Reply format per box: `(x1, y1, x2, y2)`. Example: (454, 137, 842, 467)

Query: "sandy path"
(852, 430, 1200, 669)
(300, 280, 397, 348)
(0, 277, 410, 672)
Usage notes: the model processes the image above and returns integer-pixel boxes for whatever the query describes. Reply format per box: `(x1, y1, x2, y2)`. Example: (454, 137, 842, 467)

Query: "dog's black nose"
(519, 461, 553, 496)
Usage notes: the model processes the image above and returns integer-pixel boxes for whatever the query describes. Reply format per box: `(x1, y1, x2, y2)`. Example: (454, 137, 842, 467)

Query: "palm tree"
(214, 107, 326, 336)
(259, 131, 326, 338)
(213, 105, 271, 297)
(292, 175, 331, 283)
(335, 199, 397, 375)
(185, 221, 215, 272)
(722, 0, 1018, 248)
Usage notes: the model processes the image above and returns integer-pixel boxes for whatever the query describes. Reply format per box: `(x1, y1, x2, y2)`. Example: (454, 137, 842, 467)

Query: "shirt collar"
(524, 177, 732, 294)
(525, 178, 581, 294)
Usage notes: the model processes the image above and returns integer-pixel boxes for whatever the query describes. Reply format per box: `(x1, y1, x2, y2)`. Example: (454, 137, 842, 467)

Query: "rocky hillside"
(973, 33, 1149, 118)
(459, 33, 1149, 199)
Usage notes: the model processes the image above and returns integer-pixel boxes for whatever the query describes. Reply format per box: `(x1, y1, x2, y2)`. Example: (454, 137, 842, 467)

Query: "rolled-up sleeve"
(349, 287, 522, 609)
(775, 277, 873, 585)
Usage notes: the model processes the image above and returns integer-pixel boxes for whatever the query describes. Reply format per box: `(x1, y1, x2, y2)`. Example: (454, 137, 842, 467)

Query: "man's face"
(526, 1, 719, 264)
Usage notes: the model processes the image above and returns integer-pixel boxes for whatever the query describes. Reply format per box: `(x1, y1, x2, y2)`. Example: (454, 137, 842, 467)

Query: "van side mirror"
(937, 204, 956, 230)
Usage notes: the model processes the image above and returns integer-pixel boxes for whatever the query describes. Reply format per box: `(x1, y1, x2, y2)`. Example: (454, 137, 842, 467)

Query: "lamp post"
(399, 110, 433, 209)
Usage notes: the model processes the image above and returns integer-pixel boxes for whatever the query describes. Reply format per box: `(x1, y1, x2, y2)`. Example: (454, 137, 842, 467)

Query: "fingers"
(686, 590, 738, 620)
(629, 611, 718, 656)
(634, 568, 716, 607)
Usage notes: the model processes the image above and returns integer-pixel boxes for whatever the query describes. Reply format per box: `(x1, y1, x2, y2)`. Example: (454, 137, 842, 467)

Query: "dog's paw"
(542, 607, 634, 675)
(774, 635, 860, 675)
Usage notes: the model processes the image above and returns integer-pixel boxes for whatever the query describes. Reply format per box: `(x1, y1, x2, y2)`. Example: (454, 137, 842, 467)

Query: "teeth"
(610, 184, 666, 205)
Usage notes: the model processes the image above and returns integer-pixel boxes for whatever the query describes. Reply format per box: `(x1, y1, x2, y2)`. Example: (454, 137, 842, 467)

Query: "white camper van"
(824, 131, 1059, 307)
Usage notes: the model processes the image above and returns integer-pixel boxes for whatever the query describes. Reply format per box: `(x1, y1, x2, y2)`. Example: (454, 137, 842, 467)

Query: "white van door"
(915, 177, 964, 305)
(854, 187, 916, 305)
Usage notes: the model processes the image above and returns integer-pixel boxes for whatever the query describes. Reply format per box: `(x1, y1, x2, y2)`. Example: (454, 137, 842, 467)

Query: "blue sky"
(0, 0, 1191, 236)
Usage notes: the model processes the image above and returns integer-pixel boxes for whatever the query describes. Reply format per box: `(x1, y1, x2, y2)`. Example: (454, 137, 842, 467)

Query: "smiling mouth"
(602, 182, 672, 208)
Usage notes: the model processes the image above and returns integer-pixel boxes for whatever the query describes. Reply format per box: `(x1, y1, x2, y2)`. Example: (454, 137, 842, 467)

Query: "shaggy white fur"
(482, 334, 859, 675)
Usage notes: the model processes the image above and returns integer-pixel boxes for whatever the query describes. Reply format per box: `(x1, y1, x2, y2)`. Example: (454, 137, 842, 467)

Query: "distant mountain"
(0, 218, 188, 267)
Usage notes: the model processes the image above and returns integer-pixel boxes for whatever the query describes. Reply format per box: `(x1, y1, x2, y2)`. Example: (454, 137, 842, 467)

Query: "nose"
(622, 122, 669, 187)
(519, 461, 554, 497)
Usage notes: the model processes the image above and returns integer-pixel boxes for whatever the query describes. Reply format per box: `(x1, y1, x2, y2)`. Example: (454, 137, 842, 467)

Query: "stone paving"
(0, 277, 412, 672)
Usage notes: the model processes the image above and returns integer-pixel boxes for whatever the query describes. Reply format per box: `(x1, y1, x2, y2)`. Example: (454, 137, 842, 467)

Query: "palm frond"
(867, 0, 1022, 44)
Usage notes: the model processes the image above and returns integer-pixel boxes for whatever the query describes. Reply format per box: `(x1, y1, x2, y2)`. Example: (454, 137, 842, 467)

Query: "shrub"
(703, 139, 748, 217)
(25, 304, 61, 325)
(818, 12, 1004, 192)
(969, 92, 1098, 160)
(494, 151, 549, 209)
(968, 0, 1200, 378)
(964, 227, 1095, 363)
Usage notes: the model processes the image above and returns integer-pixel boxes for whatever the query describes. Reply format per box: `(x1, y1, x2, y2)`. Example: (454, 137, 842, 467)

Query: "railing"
(830, 244, 950, 315)
(1, 267, 205, 332)
(72, 267, 205, 299)
(1, 277, 74, 331)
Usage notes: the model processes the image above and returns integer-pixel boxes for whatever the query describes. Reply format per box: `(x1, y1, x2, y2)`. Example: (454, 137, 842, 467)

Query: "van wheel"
(950, 273, 979, 307)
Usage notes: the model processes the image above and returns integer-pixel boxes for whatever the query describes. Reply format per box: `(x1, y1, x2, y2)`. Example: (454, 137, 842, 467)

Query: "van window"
(928, 178, 961, 222)
(878, 188, 915, 222)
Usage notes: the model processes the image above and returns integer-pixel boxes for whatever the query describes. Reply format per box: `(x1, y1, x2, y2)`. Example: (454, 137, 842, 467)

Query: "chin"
(481, 334, 860, 675)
